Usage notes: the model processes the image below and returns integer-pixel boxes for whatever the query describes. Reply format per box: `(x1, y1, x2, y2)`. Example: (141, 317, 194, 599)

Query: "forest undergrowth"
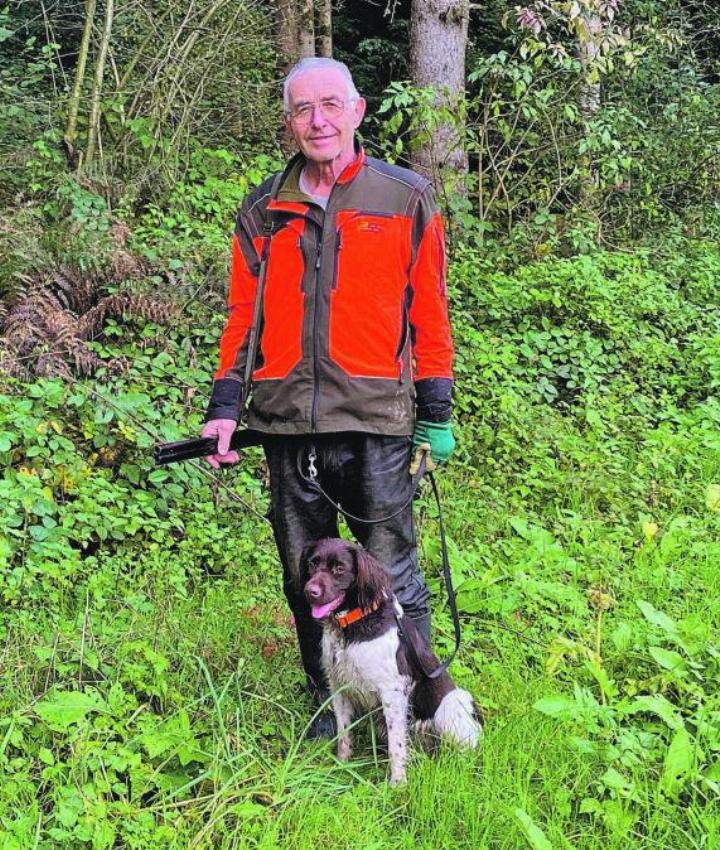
(2, 234, 720, 849)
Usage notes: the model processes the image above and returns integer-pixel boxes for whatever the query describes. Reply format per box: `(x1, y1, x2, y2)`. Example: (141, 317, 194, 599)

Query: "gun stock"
(154, 428, 264, 465)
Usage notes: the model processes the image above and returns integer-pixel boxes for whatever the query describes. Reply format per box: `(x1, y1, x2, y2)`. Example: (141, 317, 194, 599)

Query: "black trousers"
(263, 432, 431, 699)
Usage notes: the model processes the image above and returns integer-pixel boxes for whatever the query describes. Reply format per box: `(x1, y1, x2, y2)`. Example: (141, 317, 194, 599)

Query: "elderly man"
(201, 57, 455, 738)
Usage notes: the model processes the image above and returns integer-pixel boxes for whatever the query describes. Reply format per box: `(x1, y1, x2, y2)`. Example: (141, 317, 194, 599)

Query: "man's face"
(285, 68, 366, 165)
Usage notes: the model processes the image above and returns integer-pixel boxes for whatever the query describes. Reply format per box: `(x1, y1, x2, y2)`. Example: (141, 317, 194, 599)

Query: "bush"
(451, 243, 720, 425)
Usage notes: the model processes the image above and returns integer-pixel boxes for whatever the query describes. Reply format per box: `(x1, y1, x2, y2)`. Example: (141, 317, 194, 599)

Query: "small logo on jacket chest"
(357, 221, 384, 234)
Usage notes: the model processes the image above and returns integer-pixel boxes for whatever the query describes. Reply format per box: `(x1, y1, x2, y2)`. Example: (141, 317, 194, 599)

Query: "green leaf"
(38, 747, 55, 765)
(229, 801, 267, 819)
(510, 516, 531, 539)
(34, 646, 54, 662)
(649, 646, 686, 674)
(705, 483, 720, 512)
(514, 808, 554, 850)
(93, 819, 116, 850)
(141, 709, 200, 760)
(601, 766, 635, 796)
(704, 760, 720, 782)
(178, 741, 210, 766)
(661, 728, 694, 798)
(533, 695, 578, 719)
(35, 689, 109, 731)
(622, 694, 684, 731)
(636, 600, 679, 636)
(82, 648, 100, 671)
(55, 790, 83, 827)
(636, 600, 693, 654)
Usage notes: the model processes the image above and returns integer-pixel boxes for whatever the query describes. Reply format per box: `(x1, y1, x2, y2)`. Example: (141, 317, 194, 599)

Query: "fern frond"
(0, 257, 175, 380)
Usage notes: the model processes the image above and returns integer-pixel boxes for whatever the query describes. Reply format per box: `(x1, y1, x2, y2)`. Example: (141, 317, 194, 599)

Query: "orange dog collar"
(335, 597, 383, 629)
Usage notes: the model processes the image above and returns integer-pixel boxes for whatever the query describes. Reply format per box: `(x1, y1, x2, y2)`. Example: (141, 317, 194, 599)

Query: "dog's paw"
(389, 770, 407, 787)
(337, 738, 353, 761)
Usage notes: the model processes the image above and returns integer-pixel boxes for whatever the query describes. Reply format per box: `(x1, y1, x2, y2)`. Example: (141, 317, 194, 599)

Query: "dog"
(301, 538, 482, 785)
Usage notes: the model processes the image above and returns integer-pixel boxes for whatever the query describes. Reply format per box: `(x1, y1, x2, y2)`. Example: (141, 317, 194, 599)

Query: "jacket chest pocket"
(329, 211, 412, 379)
(254, 218, 307, 381)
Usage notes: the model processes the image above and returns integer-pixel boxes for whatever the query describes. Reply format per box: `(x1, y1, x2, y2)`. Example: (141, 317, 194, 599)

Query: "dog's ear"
(353, 546, 389, 609)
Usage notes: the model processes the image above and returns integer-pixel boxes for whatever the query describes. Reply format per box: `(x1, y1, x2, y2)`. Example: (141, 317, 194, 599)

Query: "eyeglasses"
(286, 97, 355, 124)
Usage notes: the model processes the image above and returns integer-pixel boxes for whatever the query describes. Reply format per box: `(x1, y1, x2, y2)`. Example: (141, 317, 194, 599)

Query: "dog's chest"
(322, 626, 411, 709)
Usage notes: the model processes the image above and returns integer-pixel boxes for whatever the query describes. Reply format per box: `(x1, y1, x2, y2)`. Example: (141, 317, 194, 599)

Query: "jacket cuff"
(414, 377, 453, 423)
(205, 377, 245, 422)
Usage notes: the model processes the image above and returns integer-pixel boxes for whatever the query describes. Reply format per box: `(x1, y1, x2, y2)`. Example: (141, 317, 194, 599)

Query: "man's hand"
(201, 418, 240, 468)
(411, 420, 455, 473)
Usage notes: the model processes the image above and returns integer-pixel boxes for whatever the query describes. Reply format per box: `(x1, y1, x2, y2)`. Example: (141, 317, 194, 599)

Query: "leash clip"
(307, 446, 318, 481)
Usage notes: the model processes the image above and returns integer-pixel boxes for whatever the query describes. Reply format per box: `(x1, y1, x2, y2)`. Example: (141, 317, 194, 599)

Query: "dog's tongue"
(311, 594, 345, 620)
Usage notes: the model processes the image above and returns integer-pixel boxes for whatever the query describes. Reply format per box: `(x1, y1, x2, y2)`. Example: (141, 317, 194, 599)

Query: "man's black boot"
(307, 709, 337, 740)
(306, 688, 337, 740)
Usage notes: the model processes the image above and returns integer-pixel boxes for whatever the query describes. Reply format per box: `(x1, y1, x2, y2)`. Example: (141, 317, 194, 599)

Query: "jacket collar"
(336, 142, 366, 184)
(273, 141, 366, 207)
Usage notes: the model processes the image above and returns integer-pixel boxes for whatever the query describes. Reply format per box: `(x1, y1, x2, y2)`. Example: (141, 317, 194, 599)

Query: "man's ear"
(353, 97, 366, 129)
(353, 545, 388, 609)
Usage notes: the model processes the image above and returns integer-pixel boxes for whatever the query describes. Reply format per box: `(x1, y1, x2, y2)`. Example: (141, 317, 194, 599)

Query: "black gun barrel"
(154, 428, 264, 465)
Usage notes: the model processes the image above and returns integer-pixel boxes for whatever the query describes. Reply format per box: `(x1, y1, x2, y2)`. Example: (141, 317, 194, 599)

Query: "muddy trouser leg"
(263, 436, 339, 700)
(341, 434, 432, 644)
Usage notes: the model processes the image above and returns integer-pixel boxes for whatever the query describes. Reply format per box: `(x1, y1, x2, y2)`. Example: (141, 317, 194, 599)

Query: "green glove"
(412, 420, 455, 466)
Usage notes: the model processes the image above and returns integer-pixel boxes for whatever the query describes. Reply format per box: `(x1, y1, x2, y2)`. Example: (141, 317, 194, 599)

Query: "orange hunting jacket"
(206, 146, 454, 436)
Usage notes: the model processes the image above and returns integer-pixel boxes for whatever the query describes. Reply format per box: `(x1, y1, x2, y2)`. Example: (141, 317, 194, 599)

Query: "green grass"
(4, 467, 720, 849)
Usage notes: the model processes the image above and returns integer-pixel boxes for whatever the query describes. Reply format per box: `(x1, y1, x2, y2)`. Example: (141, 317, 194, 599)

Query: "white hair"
(283, 57, 360, 112)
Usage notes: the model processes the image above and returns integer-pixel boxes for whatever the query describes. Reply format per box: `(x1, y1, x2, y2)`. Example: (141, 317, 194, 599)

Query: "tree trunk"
(276, 0, 299, 75)
(64, 0, 97, 166)
(276, 0, 315, 69)
(577, 11, 602, 207)
(298, 0, 315, 58)
(578, 12, 602, 122)
(317, 0, 332, 57)
(409, 0, 469, 200)
(84, 0, 114, 169)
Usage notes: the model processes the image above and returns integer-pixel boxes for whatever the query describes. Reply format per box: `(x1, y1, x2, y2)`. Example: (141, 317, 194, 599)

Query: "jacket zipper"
(355, 209, 395, 218)
(297, 236, 307, 291)
(311, 237, 322, 431)
(331, 232, 342, 289)
(395, 304, 409, 381)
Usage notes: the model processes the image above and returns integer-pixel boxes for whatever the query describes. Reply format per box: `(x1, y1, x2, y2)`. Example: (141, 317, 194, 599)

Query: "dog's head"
(300, 538, 389, 621)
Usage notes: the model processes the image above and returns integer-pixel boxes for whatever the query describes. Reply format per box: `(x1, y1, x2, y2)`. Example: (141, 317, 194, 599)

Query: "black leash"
(295, 444, 427, 525)
(297, 444, 461, 679)
(395, 471, 461, 680)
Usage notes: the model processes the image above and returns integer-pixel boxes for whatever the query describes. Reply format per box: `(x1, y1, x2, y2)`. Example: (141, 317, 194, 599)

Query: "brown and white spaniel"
(301, 538, 481, 785)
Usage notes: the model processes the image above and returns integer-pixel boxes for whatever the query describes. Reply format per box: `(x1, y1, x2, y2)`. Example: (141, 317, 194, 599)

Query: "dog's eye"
(330, 562, 343, 575)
